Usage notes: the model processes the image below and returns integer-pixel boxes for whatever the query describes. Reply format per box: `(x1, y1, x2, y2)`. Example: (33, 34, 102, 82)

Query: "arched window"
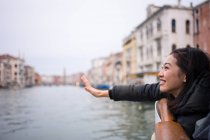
(172, 44, 176, 51)
(186, 20, 190, 34)
(196, 19, 199, 33)
(172, 19, 176, 33)
(196, 44, 199, 49)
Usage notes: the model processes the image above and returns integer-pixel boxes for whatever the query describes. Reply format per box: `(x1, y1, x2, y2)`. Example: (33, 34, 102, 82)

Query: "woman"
(81, 47, 210, 139)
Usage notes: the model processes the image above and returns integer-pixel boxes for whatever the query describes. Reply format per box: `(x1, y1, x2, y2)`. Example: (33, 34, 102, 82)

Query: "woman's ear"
(183, 75, 186, 82)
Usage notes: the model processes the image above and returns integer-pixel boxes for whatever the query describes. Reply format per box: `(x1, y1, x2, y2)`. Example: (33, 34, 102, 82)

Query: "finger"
(81, 75, 87, 83)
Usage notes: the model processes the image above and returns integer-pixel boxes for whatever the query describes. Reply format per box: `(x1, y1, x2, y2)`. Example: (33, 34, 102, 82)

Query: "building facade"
(0, 54, 25, 88)
(134, 3, 193, 84)
(122, 33, 137, 84)
(0, 61, 11, 88)
(24, 65, 35, 87)
(90, 57, 107, 85)
(193, 0, 210, 55)
(102, 52, 123, 86)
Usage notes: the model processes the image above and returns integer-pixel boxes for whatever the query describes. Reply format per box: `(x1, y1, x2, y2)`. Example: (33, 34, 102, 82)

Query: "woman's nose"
(158, 70, 163, 77)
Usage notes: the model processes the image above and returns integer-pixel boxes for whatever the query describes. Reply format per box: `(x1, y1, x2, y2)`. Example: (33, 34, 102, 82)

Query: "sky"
(0, 0, 205, 75)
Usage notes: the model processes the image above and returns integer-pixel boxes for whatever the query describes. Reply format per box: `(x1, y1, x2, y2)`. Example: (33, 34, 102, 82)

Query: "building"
(35, 72, 42, 85)
(67, 72, 83, 86)
(0, 61, 11, 88)
(134, 2, 193, 84)
(122, 33, 138, 84)
(193, 0, 210, 55)
(102, 52, 123, 85)
(41, 75, 53, 86)
(0, 54, 25, 88)
(89, 57, 107, 85)
(24, 65, 35, 87)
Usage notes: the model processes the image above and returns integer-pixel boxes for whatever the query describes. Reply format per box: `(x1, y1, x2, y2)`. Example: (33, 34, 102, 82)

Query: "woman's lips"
(159, 80, 166, 85)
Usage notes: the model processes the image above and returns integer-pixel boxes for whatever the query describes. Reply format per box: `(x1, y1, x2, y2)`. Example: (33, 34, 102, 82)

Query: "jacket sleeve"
(109, 83, 166, 102)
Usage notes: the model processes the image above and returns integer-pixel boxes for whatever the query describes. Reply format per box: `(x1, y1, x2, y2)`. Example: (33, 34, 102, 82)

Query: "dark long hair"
(167, 47, 210, 112)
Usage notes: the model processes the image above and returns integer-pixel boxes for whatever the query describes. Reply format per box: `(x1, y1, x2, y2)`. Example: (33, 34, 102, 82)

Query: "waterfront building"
(41, 75, 53, 86)
(134, 2, 193, 84)
(63, 68, 67, 85)
(35, 72, 42, 85)
(102, 52, 123, 86)
(193, 0, 210, 55)
(52, 75, 62, 85)
(0, 54, 25, 88)
(122, 33, 138, 84)
(112, 53, 123, 85)
(89, 57, 107, 86)
(66, 72, 83, 86)
(24, 65, 35, 87)
(0, 61, 12, 88)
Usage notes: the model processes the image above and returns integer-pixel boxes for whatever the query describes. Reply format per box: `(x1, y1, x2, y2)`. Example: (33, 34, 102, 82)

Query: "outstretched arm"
(80, 75, 109, 97)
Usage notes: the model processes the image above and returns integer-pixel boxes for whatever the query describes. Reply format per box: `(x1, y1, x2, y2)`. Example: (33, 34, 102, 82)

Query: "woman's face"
(158, 54, 186, 97)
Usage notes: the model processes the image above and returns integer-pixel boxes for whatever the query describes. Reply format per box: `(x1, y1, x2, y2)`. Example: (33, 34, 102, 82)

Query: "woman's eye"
(163, 66, 169, 70)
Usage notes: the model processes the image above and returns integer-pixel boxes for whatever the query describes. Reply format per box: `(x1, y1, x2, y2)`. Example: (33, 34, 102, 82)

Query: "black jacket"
(109, 71, 210, 139)
(193, 112, 210, 140)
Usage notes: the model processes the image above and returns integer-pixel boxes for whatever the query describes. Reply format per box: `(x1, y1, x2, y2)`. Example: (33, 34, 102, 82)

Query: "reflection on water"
(0, 86, 155, 140)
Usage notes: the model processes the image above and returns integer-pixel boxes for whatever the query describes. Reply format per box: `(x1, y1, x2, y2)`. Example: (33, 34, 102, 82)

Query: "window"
(195, 9, 199, 14)
(196, 44, 199, 48)
(196, 19, 199, 33)
(150, 46, 153, 58)
(146, 47, 149, 58)
(172, 19, 176, 33)
(146, 26, 149, 39)
(126, 48, 131, 60)
(157, 18, 161, 31)
(150, 24, 153, 36)
(186, 45, 191, 48)
(141, 30, 143, 40)
(139, 47, 143, 60)
(157, 39, 161, 56)
(172, 44, 176, 51)
(186, 20, 190, 34)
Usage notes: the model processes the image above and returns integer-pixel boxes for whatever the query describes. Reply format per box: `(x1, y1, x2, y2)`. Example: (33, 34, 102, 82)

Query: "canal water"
(0, 86, 155, 140)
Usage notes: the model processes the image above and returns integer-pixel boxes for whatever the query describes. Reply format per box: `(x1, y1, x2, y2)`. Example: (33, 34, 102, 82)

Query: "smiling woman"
(80, 47, 210, 140)
(159, 54, 186, 97)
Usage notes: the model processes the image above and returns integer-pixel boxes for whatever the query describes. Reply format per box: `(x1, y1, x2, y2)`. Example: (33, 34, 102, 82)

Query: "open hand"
(80, 75, 109, 97)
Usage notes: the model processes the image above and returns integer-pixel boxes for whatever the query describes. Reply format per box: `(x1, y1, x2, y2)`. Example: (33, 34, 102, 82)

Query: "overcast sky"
(0, 0, 205, 75)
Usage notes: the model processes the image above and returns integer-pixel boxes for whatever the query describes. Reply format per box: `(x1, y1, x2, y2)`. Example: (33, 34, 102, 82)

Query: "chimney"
(190, 2, 193, 8)
(178, 0, 181, 7)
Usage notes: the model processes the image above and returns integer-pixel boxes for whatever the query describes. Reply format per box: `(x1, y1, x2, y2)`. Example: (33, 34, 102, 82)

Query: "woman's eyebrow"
(164, 63, 172, 66)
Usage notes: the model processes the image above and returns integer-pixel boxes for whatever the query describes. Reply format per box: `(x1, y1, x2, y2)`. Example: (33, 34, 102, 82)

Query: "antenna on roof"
(18, 50, 21, 58)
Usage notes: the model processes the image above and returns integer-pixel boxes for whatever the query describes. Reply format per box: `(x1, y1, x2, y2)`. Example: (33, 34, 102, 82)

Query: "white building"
(135, 2, 193, 83)
(90, 57, 107, 85)
(0, 54, 25, 88)
(0, 61, 11, 88)
(41, 75, 53, 85)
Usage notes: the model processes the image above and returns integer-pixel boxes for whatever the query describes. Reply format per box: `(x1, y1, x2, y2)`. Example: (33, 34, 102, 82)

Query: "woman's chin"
(160, 87, 167, 93)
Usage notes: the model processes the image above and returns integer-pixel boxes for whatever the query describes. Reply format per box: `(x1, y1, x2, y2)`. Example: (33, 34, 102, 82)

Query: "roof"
(0, 54, 17, 60)
(135, 4, 192, 30)
(194, 0, 210, 8)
